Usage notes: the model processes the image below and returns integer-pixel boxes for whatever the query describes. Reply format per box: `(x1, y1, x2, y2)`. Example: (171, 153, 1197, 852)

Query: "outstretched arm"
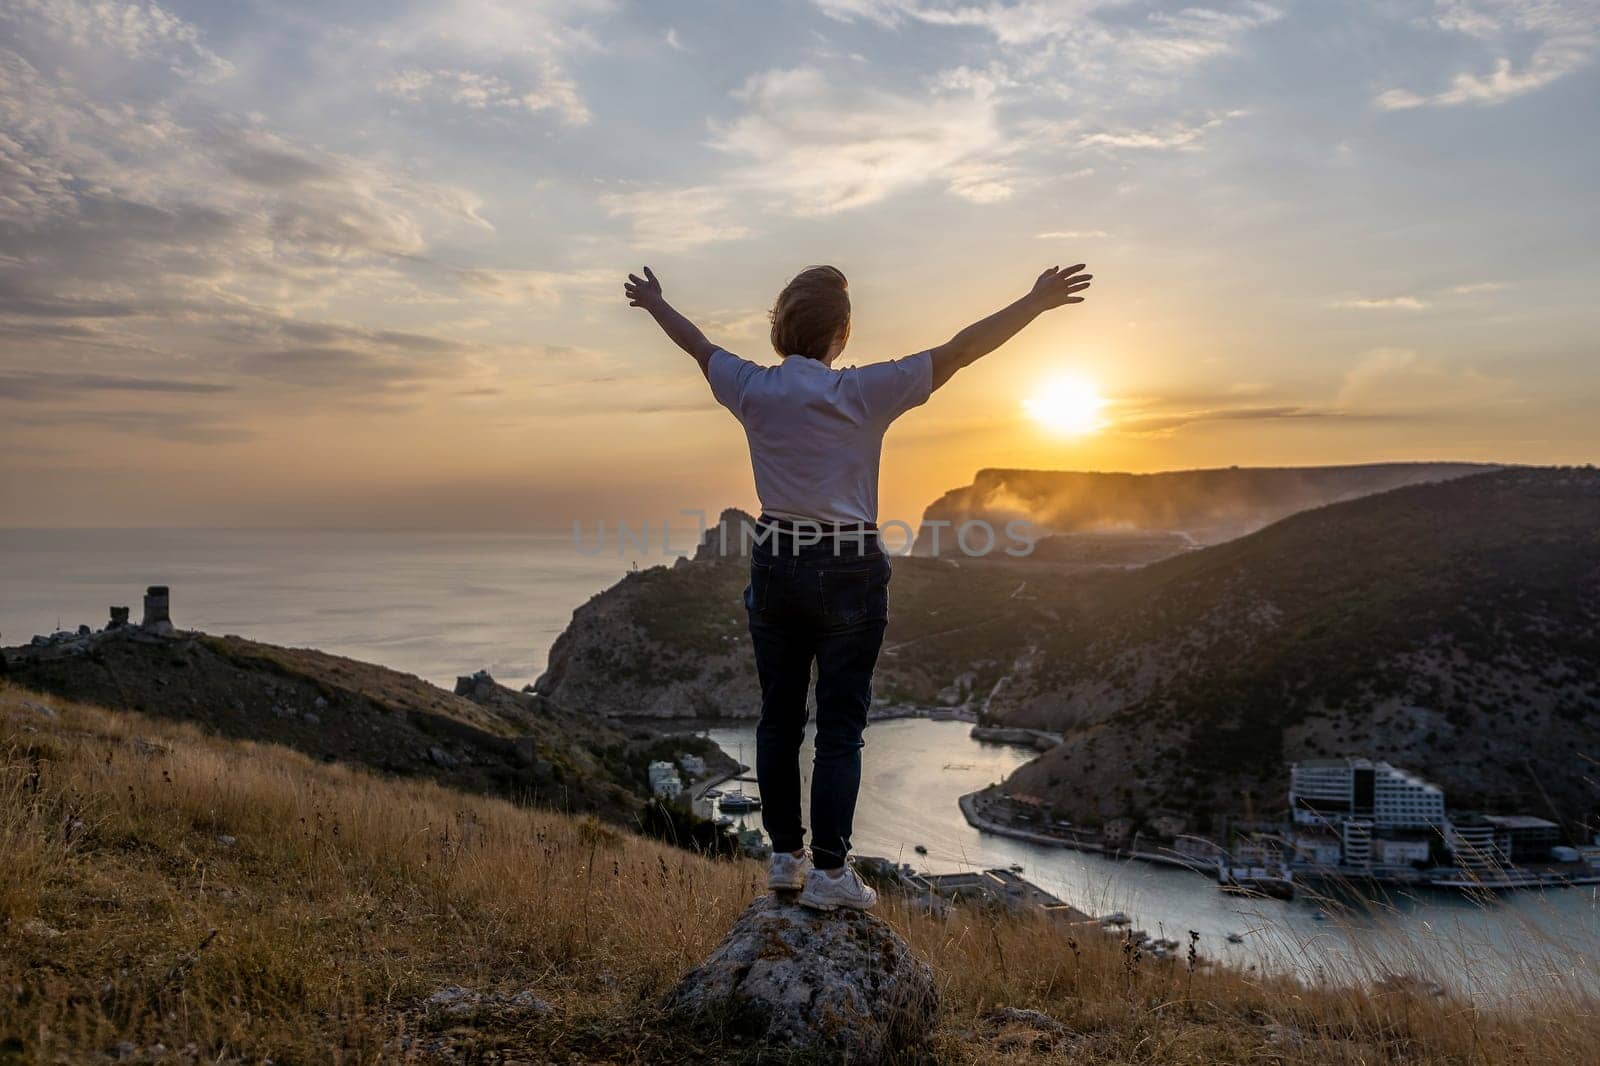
(624, 266, 719, 377)
(929, 264, 1092, 390)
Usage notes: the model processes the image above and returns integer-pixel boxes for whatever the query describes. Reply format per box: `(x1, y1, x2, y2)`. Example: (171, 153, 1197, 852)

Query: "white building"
(1445, 817, 1500, 869)
(1290, 758, 1445, 830)
(677, 753, 706, 777)
(647, 760, 683, 799)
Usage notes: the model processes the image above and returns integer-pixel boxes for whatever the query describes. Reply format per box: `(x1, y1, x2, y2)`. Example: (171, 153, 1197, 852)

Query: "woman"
(624, 260, 1092, 909)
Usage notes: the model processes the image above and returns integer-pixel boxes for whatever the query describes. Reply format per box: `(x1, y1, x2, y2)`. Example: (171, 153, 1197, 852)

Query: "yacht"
(718, 791, 762, 813)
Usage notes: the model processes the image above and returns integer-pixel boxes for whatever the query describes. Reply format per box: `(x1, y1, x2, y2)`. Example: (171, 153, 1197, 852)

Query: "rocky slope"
(990, 468, 1600, 834)
(534, 543, 1072, 719)
(914, 462, 1493, 557)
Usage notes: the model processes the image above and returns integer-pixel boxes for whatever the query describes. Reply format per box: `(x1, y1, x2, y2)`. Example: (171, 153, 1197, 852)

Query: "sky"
(1, 0, 1596, 532)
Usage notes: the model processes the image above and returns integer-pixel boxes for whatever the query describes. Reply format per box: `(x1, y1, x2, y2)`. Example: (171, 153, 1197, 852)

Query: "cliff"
(913, 462, 1494, 557)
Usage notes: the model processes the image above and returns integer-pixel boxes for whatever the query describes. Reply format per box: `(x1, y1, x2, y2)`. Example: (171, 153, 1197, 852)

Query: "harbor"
(959, 757, 1600, 897)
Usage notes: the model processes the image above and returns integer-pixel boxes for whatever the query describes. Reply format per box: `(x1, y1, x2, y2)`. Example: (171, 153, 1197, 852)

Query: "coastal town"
(962, 755, 1600, 896)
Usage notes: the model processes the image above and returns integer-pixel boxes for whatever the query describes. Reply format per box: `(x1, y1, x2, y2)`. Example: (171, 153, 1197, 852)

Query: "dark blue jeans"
(745, 532, 890, 870)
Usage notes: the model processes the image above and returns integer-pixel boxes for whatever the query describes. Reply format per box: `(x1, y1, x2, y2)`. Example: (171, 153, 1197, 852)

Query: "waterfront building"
(677, 753, 706, 777)
(1445, 815, 1500, 870)
(1174, 835, 1228, 865)
(1374, 837, 1432, 867)
(1341, 819, 1374, 867)
(1482, 815, 1560, 863)
(647, 760, 683, 799)
(1290, 758, 1445, 830)
(1290, 831, 1342, 866)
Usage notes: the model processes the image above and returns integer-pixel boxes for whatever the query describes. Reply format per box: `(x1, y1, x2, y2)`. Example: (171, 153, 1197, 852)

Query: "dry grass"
(2, 682, 1596, 1064)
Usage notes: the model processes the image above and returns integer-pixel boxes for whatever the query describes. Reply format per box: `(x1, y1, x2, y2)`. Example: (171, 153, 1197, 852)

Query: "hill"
(914, 462, 1493, 558)
(4, 686, 1593, 1063)
(989, 468, 1600, 833)
(534, 546, 1072, 719)
(538, 468, 1600, 832)
(0, 625, 729, 825)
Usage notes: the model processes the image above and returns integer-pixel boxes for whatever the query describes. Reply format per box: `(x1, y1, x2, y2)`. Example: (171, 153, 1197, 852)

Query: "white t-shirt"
(707, 348, 933, 526)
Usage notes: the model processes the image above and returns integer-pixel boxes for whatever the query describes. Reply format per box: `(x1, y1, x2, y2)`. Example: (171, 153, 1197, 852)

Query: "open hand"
(1029, 264, 1092, 310)
(624, 266, 664, 309)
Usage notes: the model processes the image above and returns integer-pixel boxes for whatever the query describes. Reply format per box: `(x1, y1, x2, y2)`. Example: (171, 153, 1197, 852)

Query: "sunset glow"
(1025, 375, 1108, 437)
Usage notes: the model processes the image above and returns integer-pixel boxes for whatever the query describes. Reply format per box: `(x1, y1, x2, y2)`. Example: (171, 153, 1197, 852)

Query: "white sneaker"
(768, 850, 812, 892)
(798, 864, 878, 912)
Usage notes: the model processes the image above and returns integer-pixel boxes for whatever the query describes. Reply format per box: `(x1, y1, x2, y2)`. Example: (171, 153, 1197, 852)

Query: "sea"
(3, 527, 1597, 997)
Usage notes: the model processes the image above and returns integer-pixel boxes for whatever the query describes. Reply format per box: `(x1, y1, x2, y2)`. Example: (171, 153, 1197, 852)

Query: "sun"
(1024, 374, 1107, 436)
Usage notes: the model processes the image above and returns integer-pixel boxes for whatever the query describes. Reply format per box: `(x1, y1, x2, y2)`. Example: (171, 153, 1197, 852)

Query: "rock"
(665, 895, 938, 1057)
(507, 990, 552, 1011)
(303, 712, 321, 726)
(428, 746, 457, 770)
(129, 736, 169, 757)
(313, 696, 329, 710)
(987, 1005, 1066, 1032)
(216, 835, 237, 847)
(270, 704, 295, 720)
(425, 985, 483, 1018)
(77, 624, 91, 636)
(20, 918, 62, 939)
(423, 985, 552, 1020)
(692, 507, 760, 561)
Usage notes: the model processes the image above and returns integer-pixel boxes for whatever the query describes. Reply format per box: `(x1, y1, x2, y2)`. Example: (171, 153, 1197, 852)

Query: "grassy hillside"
(0, 629, 719, 824)
(4, 684, 1596, 1064)
(994, 468, 1600, 832)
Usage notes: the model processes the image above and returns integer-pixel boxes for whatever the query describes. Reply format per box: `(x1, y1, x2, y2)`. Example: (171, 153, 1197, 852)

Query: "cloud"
(365, 0, 607, 127)
(1113, 404, 1356, 435)
(1375, 0, 1599, 109)
(1333, 296, 1430, 310)
(709, 66, 1008, 216)
(599, 186, 751, 248)
(814, 0, 1280, 73)
(8, 406, 255, 443)
(453, 266, 614, 305)
(0, 371, 231, 399)
(0, 24, 518, 419)
(1, 0, 231, 80)
(1078, 111, 1247, 151)
(379, 67, 590, 125)
(1336, 347, 1511, 412)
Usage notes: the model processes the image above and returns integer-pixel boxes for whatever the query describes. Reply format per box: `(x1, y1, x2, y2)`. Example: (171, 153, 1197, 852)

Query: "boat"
(714, 815, 734, 828)
(703, 787, 724, 799)
(1217, 862, 1295, 900)
(1098, 911, 1131, 927)
(1007, 863, 1024, 874)
(718, 791, 762, 813)
(914, 844, 929, 855)
(1226, 932, 1245, 944)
